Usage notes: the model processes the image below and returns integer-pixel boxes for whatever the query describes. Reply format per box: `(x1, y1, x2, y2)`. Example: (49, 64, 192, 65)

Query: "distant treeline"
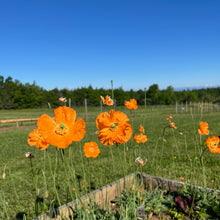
(0, 75, 220, 109)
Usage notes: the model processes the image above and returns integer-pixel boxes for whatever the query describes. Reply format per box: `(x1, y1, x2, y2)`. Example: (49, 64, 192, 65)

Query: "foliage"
(71, 184, 220, 219)
(0, 75, 220, 109)
(0, 101, 220, 219)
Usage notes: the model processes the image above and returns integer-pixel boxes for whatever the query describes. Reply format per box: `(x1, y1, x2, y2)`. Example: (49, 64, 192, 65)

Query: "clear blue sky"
(0, 0, 220, 91)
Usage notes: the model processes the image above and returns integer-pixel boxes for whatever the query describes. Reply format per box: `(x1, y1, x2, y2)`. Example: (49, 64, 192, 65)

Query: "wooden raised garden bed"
(34, 173, 220, 220)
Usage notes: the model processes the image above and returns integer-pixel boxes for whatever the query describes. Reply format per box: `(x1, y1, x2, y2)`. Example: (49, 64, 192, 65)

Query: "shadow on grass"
(16, 212, 27, 219)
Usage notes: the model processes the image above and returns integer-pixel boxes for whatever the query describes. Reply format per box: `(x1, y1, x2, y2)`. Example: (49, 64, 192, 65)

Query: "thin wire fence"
(0, 99, 219, 128)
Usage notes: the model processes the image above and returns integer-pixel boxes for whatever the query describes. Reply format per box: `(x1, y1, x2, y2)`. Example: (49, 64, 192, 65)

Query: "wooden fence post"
(100, 100, 103, 112)
(176, 101, 178, 114)
(68, 98, 71, 108)
(144, 88, 147, 109)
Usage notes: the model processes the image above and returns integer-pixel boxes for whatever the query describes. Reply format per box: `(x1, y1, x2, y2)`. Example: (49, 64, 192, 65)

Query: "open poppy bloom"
(198, 122, 209, 135)
(83, 142, 100, 158)
(139, 125, 145, 134)
(27, 129, 50, 150)
(37, 106, 86, 149)
(206, 136, 220, 153)
(134, 133, 147, 143)
(169, 122, 177, 129)
(124, 99, 138, 110)
(100, 95, 114, 106)
(96, 109, 132, 145)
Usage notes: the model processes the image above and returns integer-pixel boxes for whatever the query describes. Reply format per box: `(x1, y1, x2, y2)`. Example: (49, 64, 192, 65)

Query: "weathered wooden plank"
(34, 173, 135, 220)
(0, 118, 39, 123)
(34, 173, 220, 220)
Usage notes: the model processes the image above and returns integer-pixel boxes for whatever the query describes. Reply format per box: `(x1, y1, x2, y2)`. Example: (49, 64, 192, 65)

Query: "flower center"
(55, 123, 69, 136)
(110, 123, 118, 131)
(89, 147, 94, 152)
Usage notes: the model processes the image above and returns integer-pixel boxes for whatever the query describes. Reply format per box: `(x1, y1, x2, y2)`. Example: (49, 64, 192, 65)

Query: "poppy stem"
(199, 147, 208, 164)
(59, 148, 65, 161)
(162, 126, 169, 137)
(29, 158, 34, 178)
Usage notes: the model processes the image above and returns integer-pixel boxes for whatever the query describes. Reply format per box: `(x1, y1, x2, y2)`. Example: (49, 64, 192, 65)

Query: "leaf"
(175, 196, 188, 213)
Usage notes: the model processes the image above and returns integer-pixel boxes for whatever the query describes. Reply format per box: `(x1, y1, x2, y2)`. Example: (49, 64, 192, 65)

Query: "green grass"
(0, 105, 220, 219)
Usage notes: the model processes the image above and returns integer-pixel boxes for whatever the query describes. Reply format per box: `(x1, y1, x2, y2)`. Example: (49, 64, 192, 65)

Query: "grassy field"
(0, 105, 220, 219)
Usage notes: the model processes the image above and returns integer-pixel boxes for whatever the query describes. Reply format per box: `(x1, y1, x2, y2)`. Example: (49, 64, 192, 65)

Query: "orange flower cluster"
(100, 95, 114, 106)
(124, 99, 138, 110)
(166, 113, 172, 122)
(96, 109, 132, 145)
(206, 136, 220, 153)
(27, 106, 86, 149)
(83, 142, 100, 158)
(134, 125, 147, 143)
(166, 113, 177, 129)
(198, 122, 209, 135)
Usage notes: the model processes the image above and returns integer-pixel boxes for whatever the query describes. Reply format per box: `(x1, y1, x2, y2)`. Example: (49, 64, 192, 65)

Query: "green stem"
(162, 126, 169, 137)
(29, 158, 34, 178)
(199, 147, 208, 164)
(47, 148, 61, 207)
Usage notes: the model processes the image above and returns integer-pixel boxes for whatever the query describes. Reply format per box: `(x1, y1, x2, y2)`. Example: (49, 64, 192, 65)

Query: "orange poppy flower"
(96, 109, 132, 145)
(169, 122, 177, 129)
(139, 125, 145, 134)
(100, 95, 114, 106)
(166, 113, 172, 123)
(198, 122, 209, 135)
(134, 133, 147, 143)
(206, 136, 220, 153)
(179, 177, 184, 181)
(83, 142, 100, 158)
(124, 99, 138, 110)
(37, 106, 86, 149)
(27, 129, 50, 150)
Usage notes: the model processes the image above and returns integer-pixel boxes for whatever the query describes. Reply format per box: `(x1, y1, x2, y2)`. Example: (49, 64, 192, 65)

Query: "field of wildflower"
(0, 95, 220, 219)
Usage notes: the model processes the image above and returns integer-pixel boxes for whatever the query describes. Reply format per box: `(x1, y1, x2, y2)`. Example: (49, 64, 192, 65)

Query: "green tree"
(147, 84, 160, 104)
